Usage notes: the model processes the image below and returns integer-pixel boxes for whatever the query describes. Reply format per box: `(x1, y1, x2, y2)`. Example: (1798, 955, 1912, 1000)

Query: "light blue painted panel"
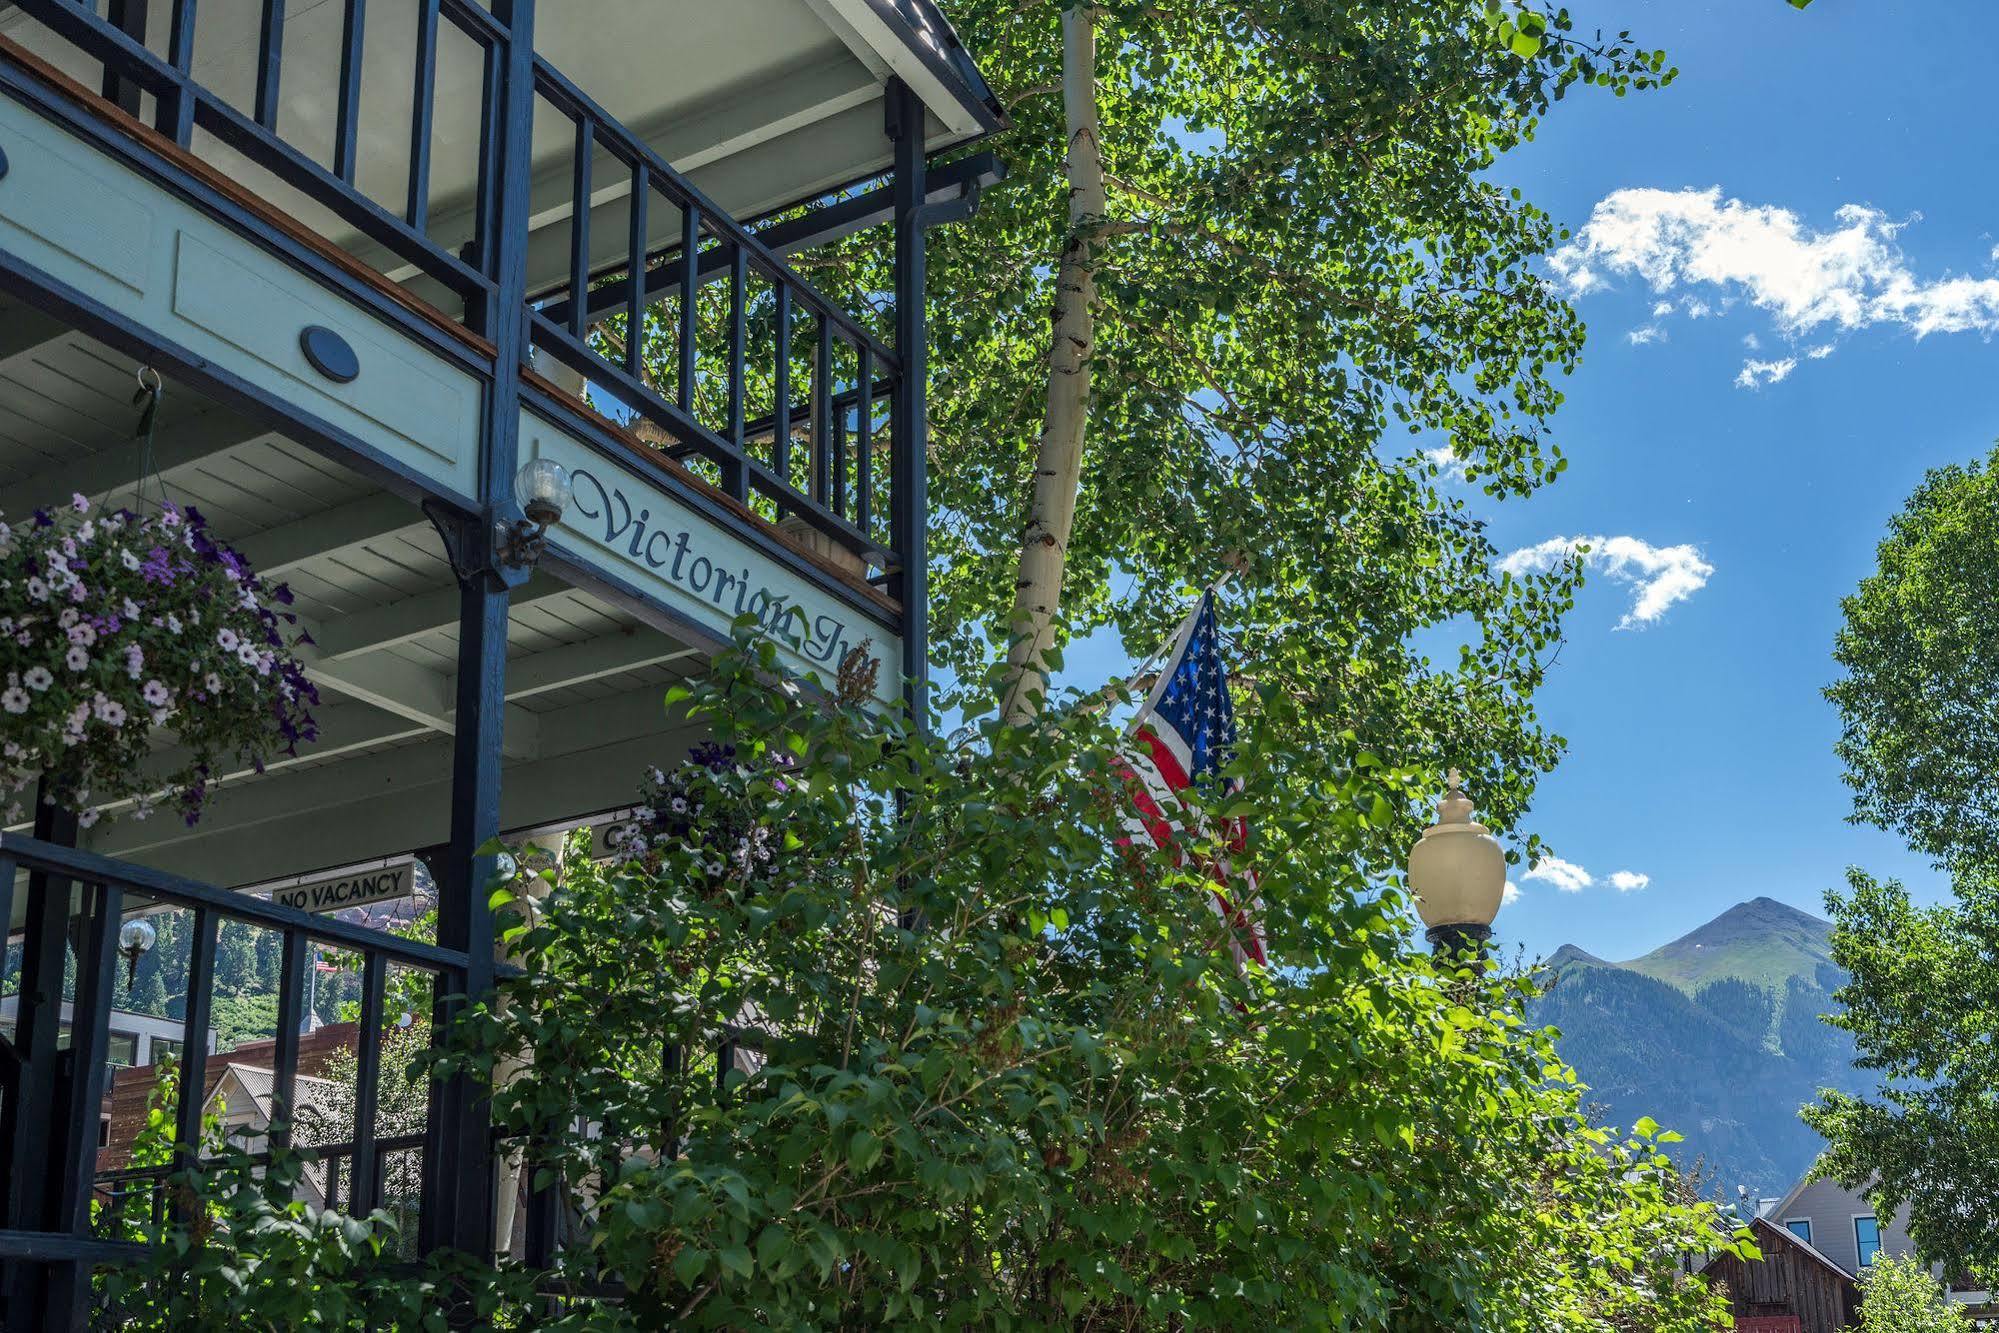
(171, 234, 466, 469)
(522, 410, 902, 704)
(0, 92, 480, 498)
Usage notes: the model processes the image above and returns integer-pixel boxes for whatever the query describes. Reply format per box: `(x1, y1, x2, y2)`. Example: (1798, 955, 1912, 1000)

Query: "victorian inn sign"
(0, 0, 1003, 1322)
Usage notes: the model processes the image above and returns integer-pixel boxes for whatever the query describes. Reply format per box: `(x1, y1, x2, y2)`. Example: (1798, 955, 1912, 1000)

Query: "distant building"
(1699, 1170, 1998, 1329)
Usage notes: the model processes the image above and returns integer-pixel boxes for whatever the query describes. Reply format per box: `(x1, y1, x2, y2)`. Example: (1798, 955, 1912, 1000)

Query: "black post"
(887, 78, 929, 726)
(1, 795, 79, 1331)
(1425, 922, 1494, 959)
(419, 0, 536, 1264)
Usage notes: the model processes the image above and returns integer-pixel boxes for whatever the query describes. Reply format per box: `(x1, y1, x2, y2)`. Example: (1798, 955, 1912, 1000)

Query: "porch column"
(419, 0, 537, 1261)
(888, 78, 929, 726)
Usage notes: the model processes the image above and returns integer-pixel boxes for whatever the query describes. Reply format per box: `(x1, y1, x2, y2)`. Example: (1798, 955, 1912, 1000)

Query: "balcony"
(0, 0, 1001, 1317)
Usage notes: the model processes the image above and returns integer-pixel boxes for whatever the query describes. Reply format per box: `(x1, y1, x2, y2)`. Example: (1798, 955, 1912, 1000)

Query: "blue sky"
(1065, 1, 1992, 963)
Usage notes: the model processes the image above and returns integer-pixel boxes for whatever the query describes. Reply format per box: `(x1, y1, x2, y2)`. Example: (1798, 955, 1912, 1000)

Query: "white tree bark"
(1000, 3, 1105, 723)
(489, 831, 566, 1257)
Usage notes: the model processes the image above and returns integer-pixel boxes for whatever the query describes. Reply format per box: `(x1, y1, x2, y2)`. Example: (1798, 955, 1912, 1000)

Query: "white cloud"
(1422, 444, 1467, 482)
(1627, 325, 1666, 346)
(1806, 343, 1836, 359)
(1735, 356, 1797, 389)
(1551, 187, 1999, 371)
(1498, 534, 1714, 629)
(1742, 331, 1761, 350)
(1524, 856, 1593, 892)
(1502, 880, 1521, 906)
(1515, 861, 1649, 898)
(1651, 300, 1674, 317)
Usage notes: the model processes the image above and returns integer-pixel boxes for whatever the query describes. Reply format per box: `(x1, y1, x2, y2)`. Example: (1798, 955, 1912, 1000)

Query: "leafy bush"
(1856, 1254, 1972, 1332)
(437, 641, 1745, 1329)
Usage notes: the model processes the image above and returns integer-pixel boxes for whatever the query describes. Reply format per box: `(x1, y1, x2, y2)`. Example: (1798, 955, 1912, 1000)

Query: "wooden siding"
(1703, 1219, 1859, 1333)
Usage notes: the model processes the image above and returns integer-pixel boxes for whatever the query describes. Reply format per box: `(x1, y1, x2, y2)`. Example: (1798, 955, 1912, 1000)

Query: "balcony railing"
(3, 0, 910, 581)
(0, 834, 472, 1313)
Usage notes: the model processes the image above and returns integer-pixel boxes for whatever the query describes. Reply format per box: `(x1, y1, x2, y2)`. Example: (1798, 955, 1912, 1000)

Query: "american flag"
(1118, 592, 1267, 969)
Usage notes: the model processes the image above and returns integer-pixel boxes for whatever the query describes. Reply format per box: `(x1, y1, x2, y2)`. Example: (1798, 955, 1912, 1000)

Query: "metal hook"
(135, 365, 163, 395)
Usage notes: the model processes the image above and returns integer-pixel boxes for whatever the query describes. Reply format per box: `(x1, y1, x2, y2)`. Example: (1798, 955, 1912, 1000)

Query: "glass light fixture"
(117, 917, 157, 987)
(514, 458, 571, 528)
(1406, 769, 1506, 955)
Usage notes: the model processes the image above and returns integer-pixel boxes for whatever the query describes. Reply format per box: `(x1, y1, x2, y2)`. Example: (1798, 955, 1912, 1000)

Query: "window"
(151, 1037, 182, 1066)
(1785, 1218, 1813, 1244)
(1855, 1216, 1882, 1267)
(104, 1031, 139, 1069)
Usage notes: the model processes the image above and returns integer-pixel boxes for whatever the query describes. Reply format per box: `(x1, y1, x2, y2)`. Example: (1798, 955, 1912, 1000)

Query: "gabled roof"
(1701, 1216, 1860, 1291)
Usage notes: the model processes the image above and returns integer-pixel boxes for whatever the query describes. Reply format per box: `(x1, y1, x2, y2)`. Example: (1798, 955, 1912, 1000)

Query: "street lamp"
(117, 917, 156, 987)
(1406, 769, 1506, 956)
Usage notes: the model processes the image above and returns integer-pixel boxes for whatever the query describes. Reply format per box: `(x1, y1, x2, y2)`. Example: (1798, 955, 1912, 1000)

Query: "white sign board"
(267, 859, 419, 914)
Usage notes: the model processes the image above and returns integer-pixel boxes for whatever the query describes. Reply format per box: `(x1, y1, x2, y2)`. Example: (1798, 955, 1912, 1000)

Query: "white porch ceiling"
(0, 297, 714, 890)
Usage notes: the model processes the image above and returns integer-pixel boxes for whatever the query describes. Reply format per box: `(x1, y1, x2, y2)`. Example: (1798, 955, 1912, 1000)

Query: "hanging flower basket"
(608, 742, 790, 887)
(0, 494, 319, 828)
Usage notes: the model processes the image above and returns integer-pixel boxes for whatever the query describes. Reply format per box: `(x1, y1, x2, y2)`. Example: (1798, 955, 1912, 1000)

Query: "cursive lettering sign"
(566, 465, 861, 668)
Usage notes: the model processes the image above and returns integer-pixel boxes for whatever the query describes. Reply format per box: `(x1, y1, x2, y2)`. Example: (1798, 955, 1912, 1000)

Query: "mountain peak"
(1624, 896, 1833, 997)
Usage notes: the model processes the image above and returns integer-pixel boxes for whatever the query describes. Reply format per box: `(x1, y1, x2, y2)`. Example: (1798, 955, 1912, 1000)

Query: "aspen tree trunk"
(999, 3, 1105, 723)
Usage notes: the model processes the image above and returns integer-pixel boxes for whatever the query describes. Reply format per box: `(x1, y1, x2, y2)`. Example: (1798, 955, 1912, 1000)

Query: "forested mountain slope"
(1533, 899, 1867, 1196)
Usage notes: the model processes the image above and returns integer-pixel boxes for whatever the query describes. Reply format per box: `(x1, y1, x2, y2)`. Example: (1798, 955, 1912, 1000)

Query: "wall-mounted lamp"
(497, 458, 571, 570)
(118, 917, 157, 988)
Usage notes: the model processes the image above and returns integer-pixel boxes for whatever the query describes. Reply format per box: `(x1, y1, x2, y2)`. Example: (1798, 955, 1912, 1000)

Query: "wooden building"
(1702, 1216, 1861, 1333)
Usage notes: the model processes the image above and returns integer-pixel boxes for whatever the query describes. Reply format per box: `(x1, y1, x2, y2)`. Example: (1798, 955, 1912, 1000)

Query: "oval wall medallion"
(299, 325, 359, 383)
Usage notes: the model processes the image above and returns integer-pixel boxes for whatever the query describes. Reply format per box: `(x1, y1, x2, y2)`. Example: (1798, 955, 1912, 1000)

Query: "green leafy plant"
(1856, 1253, 1972, 1332)
(427, 639, 1746, 1330)
(1804, 868, 1999, 1284)
(0, 495, 317, 827)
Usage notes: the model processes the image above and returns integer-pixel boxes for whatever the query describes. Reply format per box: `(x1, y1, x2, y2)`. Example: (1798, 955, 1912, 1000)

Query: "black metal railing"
(0, 835, 469, 1312)
(523, 57, 901, 569)
(4, 0, 911, 581)
(12, 0, 503, 306)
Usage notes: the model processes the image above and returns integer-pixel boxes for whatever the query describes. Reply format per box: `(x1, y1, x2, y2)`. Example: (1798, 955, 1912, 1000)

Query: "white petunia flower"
(23, 667, 52, 692)
(1, 688, 28, 714)
(216, 627, 240, 652)
(65, 645, 88, 671)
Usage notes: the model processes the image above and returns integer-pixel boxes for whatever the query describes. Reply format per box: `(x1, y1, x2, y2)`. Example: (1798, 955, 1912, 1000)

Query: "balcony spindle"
(625, 162, 649, 380)
(407, 0, 441, 231)
(773, 284, 792, 495)
(812, 313, 831, 505)
(269, 930, 307, 1149)
(723, 245, 748, 499)
(568, 116, 593, 339)
(677, 206, 699, 413)
(173, 907, 219, 1219)
(158, 0, 200, 145)
(856, 345, 874, 537)
(333, 0, 367, 183)
(348, 952, 387, 1215)
(255, 0, 286, 131)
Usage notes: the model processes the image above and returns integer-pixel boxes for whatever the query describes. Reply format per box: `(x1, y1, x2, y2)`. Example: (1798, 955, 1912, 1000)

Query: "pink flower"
(216, 627, 240, 652)
(70, 493, 88, 513)
(67, 623, 96, 647)
(142, 680, 170, 706)
(93, 697, 126, 726)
